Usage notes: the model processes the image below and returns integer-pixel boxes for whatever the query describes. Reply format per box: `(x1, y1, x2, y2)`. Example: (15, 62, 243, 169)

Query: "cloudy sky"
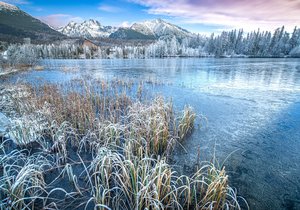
(2, 0, 300, 34)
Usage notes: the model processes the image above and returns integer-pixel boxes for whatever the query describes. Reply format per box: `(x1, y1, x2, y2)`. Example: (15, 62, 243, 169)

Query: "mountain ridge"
(0, 1, 64, 43)
(130, 19, 192, 39)
(57, 19, 118, 39)
(58, 18, 194, 40)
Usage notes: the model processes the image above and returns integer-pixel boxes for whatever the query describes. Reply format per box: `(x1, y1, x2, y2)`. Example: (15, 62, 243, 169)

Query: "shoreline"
(0, 65, 44, 78)
(0, 68, 22, 77)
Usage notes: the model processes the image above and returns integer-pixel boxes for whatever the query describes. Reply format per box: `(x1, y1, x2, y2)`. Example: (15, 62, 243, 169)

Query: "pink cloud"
(38, 14, 83, 28)
(130, 0, 300, 32)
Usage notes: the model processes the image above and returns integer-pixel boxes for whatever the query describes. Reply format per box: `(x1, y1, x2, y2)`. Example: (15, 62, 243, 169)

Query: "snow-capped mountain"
(58, 18, 193, 40)
(58, 19, 118, 38)
(130, 19, 193, 39)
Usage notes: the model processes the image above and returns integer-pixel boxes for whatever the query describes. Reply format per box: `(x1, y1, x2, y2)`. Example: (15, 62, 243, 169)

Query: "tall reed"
(0, 79, 247, 209)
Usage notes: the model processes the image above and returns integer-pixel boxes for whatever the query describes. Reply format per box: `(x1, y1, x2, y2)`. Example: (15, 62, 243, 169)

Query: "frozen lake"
(6, 58, 300, 209)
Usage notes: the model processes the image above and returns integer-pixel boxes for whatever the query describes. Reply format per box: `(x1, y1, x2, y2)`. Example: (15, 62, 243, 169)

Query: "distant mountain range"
(0, 1, 194, 43)
(59, 18, 194, 40)
(0, 2, 64, 43)
(57, 20, 118, 39)
(130, 19, 192, 39)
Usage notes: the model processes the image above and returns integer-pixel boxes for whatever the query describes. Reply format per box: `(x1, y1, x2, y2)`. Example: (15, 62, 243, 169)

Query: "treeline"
(1, 44, 38, 69)
(1, 26, 300, 62)
(205, 26, 300, 57)
(1, 43, 102, 69)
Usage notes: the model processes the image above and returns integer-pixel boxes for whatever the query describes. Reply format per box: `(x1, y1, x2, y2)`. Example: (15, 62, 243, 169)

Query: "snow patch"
(0, 2, 19, 11)
(0, 112, 10, 136)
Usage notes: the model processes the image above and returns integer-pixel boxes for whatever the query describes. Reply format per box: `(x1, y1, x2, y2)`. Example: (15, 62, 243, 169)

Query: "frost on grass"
(0, 79, 247, 209)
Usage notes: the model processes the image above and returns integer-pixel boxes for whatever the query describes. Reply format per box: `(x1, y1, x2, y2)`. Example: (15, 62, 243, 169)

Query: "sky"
(2, 0, 300, 34)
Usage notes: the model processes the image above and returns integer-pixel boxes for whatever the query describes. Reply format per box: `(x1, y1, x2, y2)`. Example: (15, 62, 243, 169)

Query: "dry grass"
(86, 148, 242, 210)
(0, 150, 51, 209)
(0, 79, 247, 209)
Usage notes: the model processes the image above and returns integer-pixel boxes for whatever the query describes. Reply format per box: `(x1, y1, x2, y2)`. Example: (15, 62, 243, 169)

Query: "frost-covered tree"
(3, 25, 299, 59)
(290, 46, 300, 57)
(6, 44, 38, 67)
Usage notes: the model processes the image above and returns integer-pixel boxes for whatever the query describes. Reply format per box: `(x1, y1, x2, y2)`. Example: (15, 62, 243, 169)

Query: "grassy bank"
(0, 79, 247, 209)
(0, 64, 44, 78)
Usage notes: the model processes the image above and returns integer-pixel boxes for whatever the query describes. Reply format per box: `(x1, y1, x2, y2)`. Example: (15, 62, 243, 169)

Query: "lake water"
(5, 58, 300, 209)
